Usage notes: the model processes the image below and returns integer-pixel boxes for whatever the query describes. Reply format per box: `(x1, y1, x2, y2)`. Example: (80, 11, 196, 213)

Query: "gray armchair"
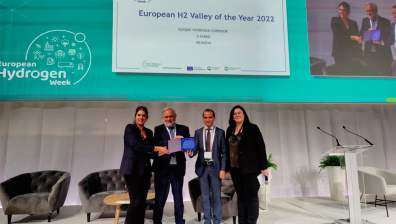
(78, 169, 155, 222)
(78, 169, 126, 222)
(358, 166, 396, 217)
(188, 174, 238, 224)
(0, 170, 71, 224)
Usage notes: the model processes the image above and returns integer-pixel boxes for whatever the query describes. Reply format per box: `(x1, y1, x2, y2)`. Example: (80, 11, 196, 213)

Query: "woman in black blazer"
(226, 105, 268, 224)
(330, 1, 362, 74)
(120, 106, 167, 224)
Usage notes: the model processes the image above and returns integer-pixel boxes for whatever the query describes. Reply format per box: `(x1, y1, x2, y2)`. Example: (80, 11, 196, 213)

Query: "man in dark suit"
(153, 107, 190, 224)
(390, 5, 396, 73)
(361, 2, 392, 75)
(188, 109, 227, 224)
(391, 5, 396, 45)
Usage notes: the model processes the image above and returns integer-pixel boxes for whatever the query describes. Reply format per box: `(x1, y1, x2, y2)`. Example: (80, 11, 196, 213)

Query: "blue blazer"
(193, 127, 227, 177)
(153, 124, 190, 176)
(120, 124, 156, 176)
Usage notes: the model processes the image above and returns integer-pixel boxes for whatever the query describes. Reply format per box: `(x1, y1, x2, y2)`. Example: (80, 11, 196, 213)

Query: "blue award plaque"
(181, 138, 196, 151)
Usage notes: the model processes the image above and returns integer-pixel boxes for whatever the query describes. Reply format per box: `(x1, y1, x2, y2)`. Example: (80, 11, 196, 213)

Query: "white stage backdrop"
(1, 102, 396, 205)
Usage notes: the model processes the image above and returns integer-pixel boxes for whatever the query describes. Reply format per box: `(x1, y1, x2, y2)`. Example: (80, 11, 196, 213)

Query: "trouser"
(231, 168, 260, 224)
(364, 52, 392, 75)
(153, 167, 185, 224)
(124, 172, 151, 224)
(199, 165, 222, 224)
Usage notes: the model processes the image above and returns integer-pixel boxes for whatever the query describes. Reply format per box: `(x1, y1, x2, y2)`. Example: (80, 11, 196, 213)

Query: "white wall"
(1, 102, 396, 205)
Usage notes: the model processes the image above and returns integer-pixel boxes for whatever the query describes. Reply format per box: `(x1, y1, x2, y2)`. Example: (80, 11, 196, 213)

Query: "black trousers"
(124, 172, 151, 224)
(231, 168, 260, 224)
(153, 167, 185, 224)
(364, 52, 392, 75)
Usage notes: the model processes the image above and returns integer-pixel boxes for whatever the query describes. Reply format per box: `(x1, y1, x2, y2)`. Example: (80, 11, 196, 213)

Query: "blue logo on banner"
(187, 66, 193, 71)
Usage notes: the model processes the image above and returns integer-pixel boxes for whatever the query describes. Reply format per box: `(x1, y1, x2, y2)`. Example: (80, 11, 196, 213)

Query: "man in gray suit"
(188, 109, 227, 224)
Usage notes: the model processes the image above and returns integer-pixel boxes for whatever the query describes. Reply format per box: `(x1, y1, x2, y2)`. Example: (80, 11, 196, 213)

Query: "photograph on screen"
(307, 0, 396, 77)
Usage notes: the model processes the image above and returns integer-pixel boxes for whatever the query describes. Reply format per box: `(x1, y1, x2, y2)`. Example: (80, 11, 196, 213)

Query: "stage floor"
(1, 197, 395, 224)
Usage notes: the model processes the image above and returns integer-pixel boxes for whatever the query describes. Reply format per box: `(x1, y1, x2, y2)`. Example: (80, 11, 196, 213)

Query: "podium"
(328, 145, 374, 224)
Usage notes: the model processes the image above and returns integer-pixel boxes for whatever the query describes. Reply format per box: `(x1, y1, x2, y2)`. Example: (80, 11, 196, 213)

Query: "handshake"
(154, 146, 169, 156)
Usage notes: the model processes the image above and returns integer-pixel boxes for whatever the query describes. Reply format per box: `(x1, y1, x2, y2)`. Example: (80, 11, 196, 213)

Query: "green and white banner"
(0, 0, 395, 103)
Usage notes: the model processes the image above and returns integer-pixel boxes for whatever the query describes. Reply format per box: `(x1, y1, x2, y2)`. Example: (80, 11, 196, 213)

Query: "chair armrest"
(231, 191, 238, 203)
(79, 173, 103, 198)
(78, 181, 90, 211)
(359, 171, 387, 195)
(0, 173, 32, 200)
(48, 173, 71, 210)
(188, 178, 201, 211)
(0, 183, 10, 209)
(378, 169, 396, 185)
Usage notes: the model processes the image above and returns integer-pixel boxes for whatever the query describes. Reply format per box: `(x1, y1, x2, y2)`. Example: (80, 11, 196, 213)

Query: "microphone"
(316, 126, 342, 146)
(342, 126, 374, 146)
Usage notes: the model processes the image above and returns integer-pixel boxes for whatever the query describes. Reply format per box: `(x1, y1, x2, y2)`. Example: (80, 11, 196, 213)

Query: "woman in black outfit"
(226, 105, 269, 224)
(330, 1, 362, 75)
(120, 106, 168, 224)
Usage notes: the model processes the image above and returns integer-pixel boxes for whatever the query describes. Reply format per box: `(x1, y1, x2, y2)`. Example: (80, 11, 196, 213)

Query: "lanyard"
(166, 126, 176, 139)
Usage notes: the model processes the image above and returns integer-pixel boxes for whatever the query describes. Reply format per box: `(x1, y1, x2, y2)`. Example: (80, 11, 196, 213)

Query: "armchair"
(188, 174, 237, 224)
(358, 166, 396, 217)
(0, 170, 71, 224)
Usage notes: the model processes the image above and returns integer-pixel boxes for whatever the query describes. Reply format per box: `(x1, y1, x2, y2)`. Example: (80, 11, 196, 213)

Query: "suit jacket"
(360, 16, 392, 62)
(120, 124, 156, 176)
(391, 22, 396, 47)
(331, 17, 361, 60)
(153, 124, 190, 176)
(193, 127, 227, 177)
(226, 123, 268, 174)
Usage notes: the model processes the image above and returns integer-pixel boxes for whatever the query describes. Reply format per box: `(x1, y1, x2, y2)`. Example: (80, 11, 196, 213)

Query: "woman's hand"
(219, 170, 226, 180)
(154, 146, 168, 156)
(350, 35, 362, 44)
(261, 169, 270, 177)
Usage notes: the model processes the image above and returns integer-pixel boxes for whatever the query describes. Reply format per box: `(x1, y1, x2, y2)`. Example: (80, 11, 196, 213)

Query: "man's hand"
(175, 135, 184, 139)
(185, 150, 194, 157)
(219, 170, 226, 180)
(154, 146, 168, 156)
(372, 40, 383, 45)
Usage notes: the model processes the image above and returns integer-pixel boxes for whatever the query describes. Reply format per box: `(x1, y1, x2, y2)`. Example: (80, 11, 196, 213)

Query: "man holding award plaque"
(153, 107, 190, 224)
(188, 109, 227, 224)
(361, 2, 392, 75)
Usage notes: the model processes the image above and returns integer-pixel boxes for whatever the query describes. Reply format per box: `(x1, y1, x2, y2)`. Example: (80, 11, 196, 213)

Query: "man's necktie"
(206, 128, 211, 152)
(169, 126, 175, 139)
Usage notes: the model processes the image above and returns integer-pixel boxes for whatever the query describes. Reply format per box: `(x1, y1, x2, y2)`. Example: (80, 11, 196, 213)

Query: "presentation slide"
(112, 0, 290, 76)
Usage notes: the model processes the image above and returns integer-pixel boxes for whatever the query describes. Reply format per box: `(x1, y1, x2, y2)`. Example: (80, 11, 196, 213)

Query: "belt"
(203, 160, 214, 166)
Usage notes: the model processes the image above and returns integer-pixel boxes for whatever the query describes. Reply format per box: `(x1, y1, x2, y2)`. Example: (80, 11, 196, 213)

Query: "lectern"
(328, 145, 374, 224)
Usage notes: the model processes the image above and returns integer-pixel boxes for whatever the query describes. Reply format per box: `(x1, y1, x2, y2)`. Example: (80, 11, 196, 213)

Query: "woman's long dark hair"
(134, 106, 148, 120)
(337, 1, 351, 14)
(228, 105, 251, 129)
